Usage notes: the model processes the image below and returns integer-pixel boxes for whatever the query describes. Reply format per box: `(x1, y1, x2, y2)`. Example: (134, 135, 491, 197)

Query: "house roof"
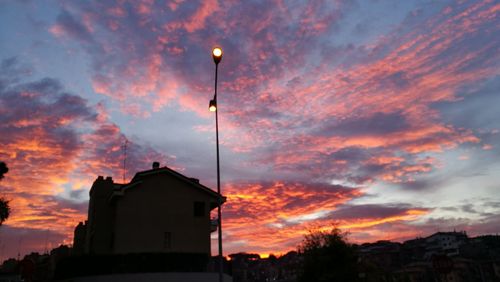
(110, 165, 225, 204)
(427, 231, 467, 239)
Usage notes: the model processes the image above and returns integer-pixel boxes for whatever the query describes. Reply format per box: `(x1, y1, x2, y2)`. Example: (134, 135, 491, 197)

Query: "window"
(164, 232, 171, 249)
(194, 201, 205, 217)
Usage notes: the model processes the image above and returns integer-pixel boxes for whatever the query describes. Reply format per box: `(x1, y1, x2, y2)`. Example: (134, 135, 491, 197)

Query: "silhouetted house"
(228, 251, 301, 282)
(72, 221, 87, 255)
(229, 253, 261, 282)
(49, 245, 70, 279)
(424, 231, 468, 258)
(401, 237, 426, 263)
(394, 232, 500, 281)
(393, 261, 434, 282)
(359, 240, 402, 272)
(73, 162, 224, 257)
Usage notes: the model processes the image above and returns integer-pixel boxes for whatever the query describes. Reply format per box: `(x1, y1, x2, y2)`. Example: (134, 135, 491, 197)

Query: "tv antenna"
(44, 229, 49, 254)
(122, 138, 129, 183)
(17, 236, 22, 260)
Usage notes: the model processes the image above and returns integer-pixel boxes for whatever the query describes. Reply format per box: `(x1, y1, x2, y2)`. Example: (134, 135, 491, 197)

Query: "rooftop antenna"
(17, 237, 22, 261)
(122, 138, 129, 183)
(44, 229, 50, 254)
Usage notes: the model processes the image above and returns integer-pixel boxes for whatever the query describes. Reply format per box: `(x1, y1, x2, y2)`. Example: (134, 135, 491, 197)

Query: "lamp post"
(209, 46, 224, 282)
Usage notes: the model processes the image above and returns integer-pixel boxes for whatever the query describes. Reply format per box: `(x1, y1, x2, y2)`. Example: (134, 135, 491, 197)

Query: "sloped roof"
(111, 166, 225, 203)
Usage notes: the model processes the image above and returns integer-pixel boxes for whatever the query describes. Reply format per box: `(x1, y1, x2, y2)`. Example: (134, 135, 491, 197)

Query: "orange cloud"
(218, 183, 430, 254)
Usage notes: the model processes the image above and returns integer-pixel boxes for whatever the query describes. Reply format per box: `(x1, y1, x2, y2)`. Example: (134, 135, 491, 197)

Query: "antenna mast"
(17, 237, 22, 260)
(122, 138, 128, 183)
(44, 229, 49, 254)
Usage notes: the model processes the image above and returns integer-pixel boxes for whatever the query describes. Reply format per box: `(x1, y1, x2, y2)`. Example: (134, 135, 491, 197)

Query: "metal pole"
(214, 62, 224, 282)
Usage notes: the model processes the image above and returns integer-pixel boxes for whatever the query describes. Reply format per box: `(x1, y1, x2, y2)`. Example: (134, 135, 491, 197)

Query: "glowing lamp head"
(209, 99, 217, 112)
(212, 47, 223, 64)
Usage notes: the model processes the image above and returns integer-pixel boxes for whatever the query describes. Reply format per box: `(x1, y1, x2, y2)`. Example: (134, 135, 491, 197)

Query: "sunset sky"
(0, 0, 499, 260)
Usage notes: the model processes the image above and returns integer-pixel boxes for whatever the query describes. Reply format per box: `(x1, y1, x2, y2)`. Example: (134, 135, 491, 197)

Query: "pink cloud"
(106, 6, 127, 18)
(48, 24, 65, 37)
(183, 0, 218, 33)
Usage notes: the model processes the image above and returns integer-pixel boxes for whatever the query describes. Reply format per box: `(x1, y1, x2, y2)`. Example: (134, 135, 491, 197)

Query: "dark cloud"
(434, 77, 500, 131)
(0, 57, 32, 91)
(52, 10, 94, 43)
(316, 112, 409, 137)
(69, 188, 85, 200)
(484, 201, 500, 209)
(461, 204, 478, 214)
(328, 146, 369, 162)
(396, 179, 433, 191)
(383, 71, 411, 89)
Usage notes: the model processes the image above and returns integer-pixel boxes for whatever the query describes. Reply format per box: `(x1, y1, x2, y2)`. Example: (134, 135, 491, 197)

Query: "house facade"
(73, 162, 224, 257)
(424, 231, 468, 258)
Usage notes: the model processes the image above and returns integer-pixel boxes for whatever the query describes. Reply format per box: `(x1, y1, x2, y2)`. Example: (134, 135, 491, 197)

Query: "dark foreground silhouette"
(0, 161, 10, 226)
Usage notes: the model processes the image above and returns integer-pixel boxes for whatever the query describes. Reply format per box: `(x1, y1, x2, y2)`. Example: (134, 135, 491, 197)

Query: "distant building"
(228, 252, 301, 282)
(424, 231, 468, 258)
(72, 221, 86, 255)
(401, 237, 426, 263)
(359, 240, 402, 273)
(73, 162, 224, 257)
(357, 232, 500, 282)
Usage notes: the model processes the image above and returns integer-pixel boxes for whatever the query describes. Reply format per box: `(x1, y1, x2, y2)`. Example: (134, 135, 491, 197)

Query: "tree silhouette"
(0, 162, 8, 180)
(0, 198, 10, 225)
(0, 162, 10, 225)
(298, 226, 359, 282)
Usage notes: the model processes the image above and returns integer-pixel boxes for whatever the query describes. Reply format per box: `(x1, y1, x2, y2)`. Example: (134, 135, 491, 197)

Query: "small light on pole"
(212, 47, 223, 64)
(209, 99, 217, 112)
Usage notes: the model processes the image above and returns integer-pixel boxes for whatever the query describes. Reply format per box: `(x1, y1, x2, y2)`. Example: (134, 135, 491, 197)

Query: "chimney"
(152, 162, 160, 169)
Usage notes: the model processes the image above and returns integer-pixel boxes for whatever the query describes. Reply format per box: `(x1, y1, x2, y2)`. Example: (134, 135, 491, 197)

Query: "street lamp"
(209, 46, 224, 282)
(213, 47, 222, 63)
(209, 99, 217, 112)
